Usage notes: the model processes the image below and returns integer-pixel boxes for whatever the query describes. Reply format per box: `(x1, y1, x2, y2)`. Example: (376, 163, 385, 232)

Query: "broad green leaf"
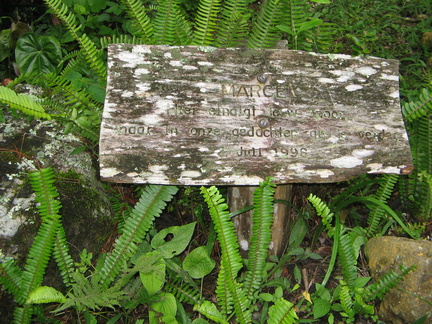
(192, 319, 210, 324)
(15, 33, 62, 74)
(151, 222, 196, 258)
(259, 292, 274, 302)
(289, 217, 307, 248)
(313, 298, 331, 319)
(193, 301, 229, 324)
(298, 18, 323, 34)
(276, 24, 295, 37)
(26, 286, 66, 304)
(182, 246, 215, 279)
(150, 293, 177, 324)
(310, 0, 331, 3)
(139, 251, 166, 295)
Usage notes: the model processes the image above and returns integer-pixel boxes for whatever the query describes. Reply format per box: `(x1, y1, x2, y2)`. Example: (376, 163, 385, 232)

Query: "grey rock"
(0, 115, 113, 268)
(365, 236, 432, 323)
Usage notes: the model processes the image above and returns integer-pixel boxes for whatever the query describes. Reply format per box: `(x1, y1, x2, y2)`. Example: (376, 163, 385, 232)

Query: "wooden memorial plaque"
(100, 44, 412, 185)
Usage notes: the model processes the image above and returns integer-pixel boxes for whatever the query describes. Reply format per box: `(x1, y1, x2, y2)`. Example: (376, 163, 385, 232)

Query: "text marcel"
(221, 83, 291, 98)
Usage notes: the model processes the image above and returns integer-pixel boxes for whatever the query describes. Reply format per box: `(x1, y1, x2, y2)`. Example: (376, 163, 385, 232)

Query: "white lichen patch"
(389, 90, 399, 98)
(374, 124, 389, 131)
(101, 167, 122, 177)
(134, 68, 150, 75)
(367, 164, 402, 174)
(182, 65, 198, 70)
(117, 51, 143, 68)
(345, 84, 363, 92)
(288, 163, 306, 172)
(379, 73, 399, 81)
(121, 91, 134, 98)
(149, 164, 169, 172)
(356, 66, 377, 77)
(169, 60, 183, 67)
(352, 149, 375, 158)
(331, 156, 363, 168)
(318, 78, 336, 84)
(197, 61, 214, 66)
(330, 70, 355, 82)
(316, 169, 335, 178)
(180, 170, 201, 178)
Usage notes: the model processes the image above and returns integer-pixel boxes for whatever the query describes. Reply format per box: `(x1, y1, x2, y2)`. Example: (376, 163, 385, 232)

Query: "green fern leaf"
(26, 286, 67, 304)
(307, 194, 334, 237)
(201, 186, 251, 323)
(268, 298, 298, 324)
(18, 169, 62, 305)
(247, 0, 284, 49)
(339, 280, 354, 318)
(243, 178, 275, 300)
(338, 233, 358, 290)
(53, 226, 75, 287)
(42, 0, 106, 79)
(402, 87, 432, 122)
(366, 174, 398, 237)
(119, 0, 154, 42)
(154, 0, 183, 45)
(364, 265, 416, 301)
(0, 87, 51, 120)
(215, 0, 250, 47)
(192, 0, 221, 46)
(97, 185, 178, 289)
(0, 259, 22, 301)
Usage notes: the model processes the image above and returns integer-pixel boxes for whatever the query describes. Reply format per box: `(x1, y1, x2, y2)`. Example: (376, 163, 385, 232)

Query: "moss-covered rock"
(0, 114, 114, 288)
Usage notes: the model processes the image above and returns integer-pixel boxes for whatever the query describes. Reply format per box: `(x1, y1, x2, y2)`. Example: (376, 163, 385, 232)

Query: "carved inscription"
(100, 45, 413, 185)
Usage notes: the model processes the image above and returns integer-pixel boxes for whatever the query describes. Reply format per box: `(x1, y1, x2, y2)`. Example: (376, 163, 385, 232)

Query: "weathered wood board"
(100, 44, 412, 185)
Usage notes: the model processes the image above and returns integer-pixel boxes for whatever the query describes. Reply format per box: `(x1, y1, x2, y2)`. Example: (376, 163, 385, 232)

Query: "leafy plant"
(197, 178, 298, 324)
(15, 33, 63, 74)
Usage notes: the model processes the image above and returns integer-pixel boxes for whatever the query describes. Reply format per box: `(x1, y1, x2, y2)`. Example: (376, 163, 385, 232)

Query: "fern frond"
(243, 178, 275, 300)
(416, 172, 432, 220)
(119, 0, 154, 42)
(247, 0, 284, 49)
(42, 0, 106, 79)
(339, 280, 354, 318)
(281, 0, 314, 51)
(364, 265, 416, 301)
(366, 174, 398, 237)
(25, 73, 102, 112)
(97, 185, 178, 289)
(56, 271, 125, 312)
(268, 298, 298, 324)
(18, 169, 62, 305)
(53, 226, 75, 287)
(402, 87, 432, 122)
(200, 186, 251, 323)
(100, 35, 148, 48)
(417, 114, 432, 174)
(165, 277, 203, 305)
(215, 263, 233, 316)
(0, 259, 22, 300)
(13, 305, 34, 324)
(338, 233, 358, 290)
(307, 194, 334, 237)
(173, 10, 194, 45)
(153, 0, 182, 45)
(192, 0, 221, 46)
(0, 87, 51, 120)
(215, 0, 250, 47)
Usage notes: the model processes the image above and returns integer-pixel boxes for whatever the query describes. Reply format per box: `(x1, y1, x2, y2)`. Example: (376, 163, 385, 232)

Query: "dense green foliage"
(0, 0, 431, 322)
